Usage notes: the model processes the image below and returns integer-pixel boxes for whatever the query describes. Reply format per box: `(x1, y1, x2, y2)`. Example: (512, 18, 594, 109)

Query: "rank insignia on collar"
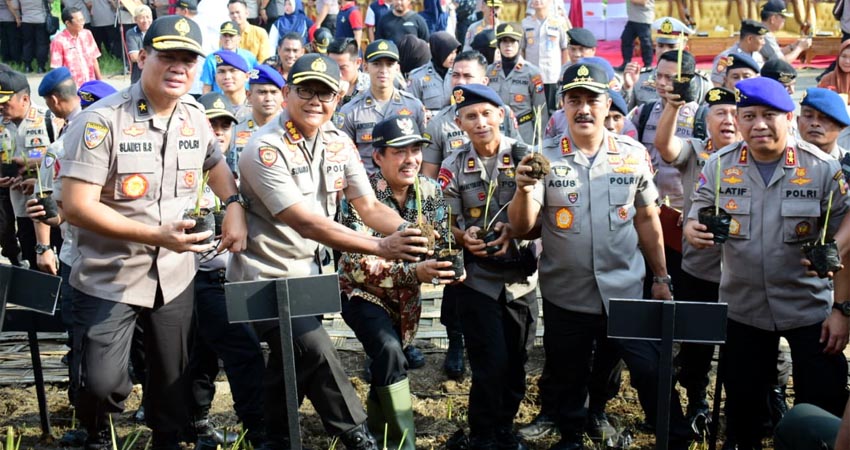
(137, 100, 149, 115)
(785, 147, 796, 166)
(248, 120, 255, 129)
(561, 137, 571, 155)
(467, 157, 476, 169)
(284, 120, 302, 141)
(502, 154, 511, 165)
(738, 146, 748, 164)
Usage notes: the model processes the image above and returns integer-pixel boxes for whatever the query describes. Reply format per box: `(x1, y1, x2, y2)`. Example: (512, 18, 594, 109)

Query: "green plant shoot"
(383, 423, 388, 450)
(214, 195, 221, 213)
(397, 429, 409, 450)
(481, 179, 497, 231)
(822, 190, 834, 245)
(35, 162, 44, 196)
(194, 171, 210, 215)
(714, 160, 721, 215)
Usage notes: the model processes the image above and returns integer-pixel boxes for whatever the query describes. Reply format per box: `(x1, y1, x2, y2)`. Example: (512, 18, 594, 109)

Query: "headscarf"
(398, 35, 431, 77)
(272, 0, 313, 44)
(429, 31, 461, 79)
(818, 39, 850, 104)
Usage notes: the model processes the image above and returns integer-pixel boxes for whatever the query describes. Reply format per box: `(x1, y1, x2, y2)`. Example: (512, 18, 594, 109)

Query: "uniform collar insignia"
(738, 144, 749, 165)
(284, 119, 303, 143)
(784, 146, 796, 167)
(137, 99, 149, 116)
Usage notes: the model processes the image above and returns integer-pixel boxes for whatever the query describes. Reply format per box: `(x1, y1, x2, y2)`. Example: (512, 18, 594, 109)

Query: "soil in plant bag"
(802, 240, 842, 278)
(184, 209, 215, 245)
(437, 248, 464, 279)
(698, 206, 732, 244)
(528, 153, 551, 180)
(35, 193, 58, 221)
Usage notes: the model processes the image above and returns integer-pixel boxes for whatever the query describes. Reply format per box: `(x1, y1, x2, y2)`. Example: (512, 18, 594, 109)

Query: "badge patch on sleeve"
(438, 167, 453, 190)
(84, 122, 109, 149)
(259, 146, 278, 167)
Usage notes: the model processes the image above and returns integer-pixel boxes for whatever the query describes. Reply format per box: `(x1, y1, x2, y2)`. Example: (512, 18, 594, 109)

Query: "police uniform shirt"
(439, 137, 537, 300)
(462, 19, 497, 51)
(521, 14, 569, 84)
(760, 32, 783, 62)
(710, 43, 765, 85)
(826, 146, 850, 160)
(227, 109, 372, 281)
(59, 83, 221, 306)
(336, 89, 426, 173)
(487, 57, 548, 143)
(227, 116, 262, 175)
(531, 130, 658, 314)
(4, 106, 50, 218)
(688, 139, 849, 331)
(671, 138, 722, 283)
(630, 100, 698, 209)
(625, 69, 713, 111)
(41, 108, 80, 267)
(407, 61, 453, 113)
(422, 103, 522, 166)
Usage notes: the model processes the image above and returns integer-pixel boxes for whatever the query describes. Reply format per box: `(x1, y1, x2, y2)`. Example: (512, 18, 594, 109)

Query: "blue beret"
(608, 89, 628, 115)
(801, 88, 850, 127)
(38, 67, 72, 97)
(735, 77, 794, 112)
(249, 64, 285, 89)
(77, 80, 117, 107)
(214, 50, 250, 73)
(726, 52, 760, 73)
(452, 84, 503, 111)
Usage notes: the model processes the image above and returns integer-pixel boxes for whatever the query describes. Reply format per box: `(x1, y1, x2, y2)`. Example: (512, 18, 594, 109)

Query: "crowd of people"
(4, 0, 850, 449)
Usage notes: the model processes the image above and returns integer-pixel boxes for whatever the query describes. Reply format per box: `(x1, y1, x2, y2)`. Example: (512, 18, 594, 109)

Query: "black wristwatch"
(223, 193, 249, 210)
(34, 243, 51, 255)
(833, 301, 850, 317)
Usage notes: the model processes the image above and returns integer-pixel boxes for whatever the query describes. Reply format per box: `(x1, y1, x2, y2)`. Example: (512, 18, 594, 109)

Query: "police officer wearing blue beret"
(59, 16, 248, 450)
(77, 80, 118, 108)
(226, 64, 285, 176)
(798, 87, 850, 160)
(212, 49, 252, 121)
(685, 78, 850, 449)
(440, 83, 539, 449)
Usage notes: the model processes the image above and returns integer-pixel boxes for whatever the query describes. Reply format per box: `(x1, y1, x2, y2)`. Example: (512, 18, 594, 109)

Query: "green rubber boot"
(374, 378, 415, 450)
(366, 391, 385, 440)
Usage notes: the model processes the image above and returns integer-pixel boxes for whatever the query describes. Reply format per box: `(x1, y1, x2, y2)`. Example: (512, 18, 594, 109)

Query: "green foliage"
(1, 427, 22, 450)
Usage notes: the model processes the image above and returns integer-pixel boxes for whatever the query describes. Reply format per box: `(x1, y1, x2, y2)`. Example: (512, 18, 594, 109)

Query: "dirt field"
(0, 343, 751, 450)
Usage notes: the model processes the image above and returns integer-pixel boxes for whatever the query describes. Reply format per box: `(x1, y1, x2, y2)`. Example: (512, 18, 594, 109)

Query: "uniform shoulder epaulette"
(182, 96, 204, 112)
(397, 89, 417, 99)
(715, 141, 743, 158)
(798, 140, 832, 161)
(442, 146, 467, 168)
(613, 133, 645, 150)
(542, 135, 560, 150)
(409, 64, 430, 77)
(339, 91, 368, 112)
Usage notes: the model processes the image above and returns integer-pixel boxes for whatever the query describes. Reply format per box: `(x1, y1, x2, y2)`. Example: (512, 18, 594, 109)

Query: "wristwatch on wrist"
(223, 193, 249, 210)
(34, 243, 51, 255)
(833, 301, 850, 317)
(652, 275, 673, 286)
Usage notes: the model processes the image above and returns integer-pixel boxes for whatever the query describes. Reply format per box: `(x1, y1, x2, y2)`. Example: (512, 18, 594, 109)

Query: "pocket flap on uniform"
(781, 200, 821, 218)
(177, 151, 204, 170)
(117, 154, 157, 173)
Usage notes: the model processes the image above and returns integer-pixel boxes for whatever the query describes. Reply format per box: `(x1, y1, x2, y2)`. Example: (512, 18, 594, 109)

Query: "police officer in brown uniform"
(440, 83, 538, 450)
(487, 22, 547, 145)
(685, 78, 850, 450)
(654, 86, 740, 423)
(0, 70, 55, 269)
(508, 63, 693, 450)
(227, 53, 428, 449)
(59, 16, 248, 450)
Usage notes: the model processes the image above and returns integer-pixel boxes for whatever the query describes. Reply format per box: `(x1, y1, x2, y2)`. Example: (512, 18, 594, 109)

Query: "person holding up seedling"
(58, 16, 248, 450)
(439, 83, 539, 449)
(338, 115, 460, 450)
(508, 62, 692, 450)
(684, 77, 850, 450)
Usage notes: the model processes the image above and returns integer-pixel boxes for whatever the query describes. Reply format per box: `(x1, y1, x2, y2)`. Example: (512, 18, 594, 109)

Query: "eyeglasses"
(294, 86, 337, 103)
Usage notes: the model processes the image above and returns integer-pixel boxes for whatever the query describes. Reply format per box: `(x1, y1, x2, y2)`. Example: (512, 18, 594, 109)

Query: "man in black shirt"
(375, 0, 429, 43)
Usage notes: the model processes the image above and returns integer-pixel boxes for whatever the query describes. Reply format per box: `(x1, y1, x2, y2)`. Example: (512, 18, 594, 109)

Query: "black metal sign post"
(225, 274, 341, 450)
(608, 299, 728, 450)
(0, 264, 63, 436)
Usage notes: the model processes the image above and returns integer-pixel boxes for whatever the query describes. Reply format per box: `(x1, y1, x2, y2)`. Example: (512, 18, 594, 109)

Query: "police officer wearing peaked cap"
(58, 14, 248, 450)
(685, 78, 850, 449)
(337, 39, 426, 174)
(440, 83, 539, 449)
(761, 57, 797, 94)
(710, 19, 767, 86)
(509, 62, 695, 449)
(487, 22, 548, 145)
(228, 52, 429, 449)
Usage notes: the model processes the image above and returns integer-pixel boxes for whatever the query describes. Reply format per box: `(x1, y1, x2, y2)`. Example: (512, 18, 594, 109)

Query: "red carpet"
(593, 40, 835, 70)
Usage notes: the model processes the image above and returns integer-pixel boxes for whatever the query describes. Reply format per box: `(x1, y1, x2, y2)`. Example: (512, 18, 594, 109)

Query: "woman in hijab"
(818, 39, 850, 103)
(268, 0, 313, 50)
(398, 34, 431, 78)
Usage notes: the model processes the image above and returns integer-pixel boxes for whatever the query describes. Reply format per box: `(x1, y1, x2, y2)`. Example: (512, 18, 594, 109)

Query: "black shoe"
(517, 413, 556, 440)
(469, 434, 498, 450)
(404, 345, 425, 369)
(495, 428, 527, 450)
(446, 429, 470, 450)
(84, 429, 112, 450)
(585, 412, 615, 441)
(547, 434, 583, 450)
(339, 423, 377, 450)
(59, 429, 88, 447)
(443, 330, 465, 380)
(687, 401, 710, 436)
(768, 384, 788, 427)
(192, 417, 239, 445)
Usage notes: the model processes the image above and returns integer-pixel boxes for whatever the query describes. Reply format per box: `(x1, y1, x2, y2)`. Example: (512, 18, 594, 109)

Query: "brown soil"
(528, 154, 551, 180)
(0, 345, 778, 450)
